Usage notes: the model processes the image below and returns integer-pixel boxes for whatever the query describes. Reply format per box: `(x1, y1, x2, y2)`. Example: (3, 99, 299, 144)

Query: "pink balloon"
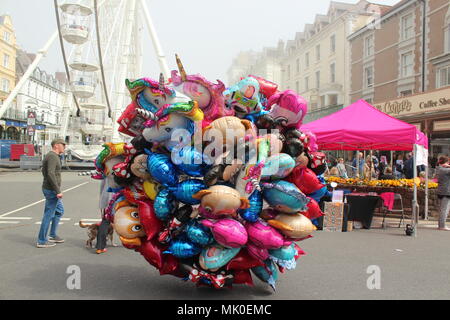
(246, 242, 269, 261)
(201, 219, 248, 248)
(245, 220, 290, 249)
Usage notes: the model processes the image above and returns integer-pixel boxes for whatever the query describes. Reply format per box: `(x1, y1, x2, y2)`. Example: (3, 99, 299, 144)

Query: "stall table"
(345, 193, 381, 229)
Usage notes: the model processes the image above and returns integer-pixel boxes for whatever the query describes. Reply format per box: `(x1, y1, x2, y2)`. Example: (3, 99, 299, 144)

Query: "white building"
(11, 49, 69, 145)
(281, 0, 392, 123)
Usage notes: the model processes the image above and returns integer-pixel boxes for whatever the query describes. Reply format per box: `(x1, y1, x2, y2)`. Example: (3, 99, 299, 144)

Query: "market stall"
(301, 99, 429, 235)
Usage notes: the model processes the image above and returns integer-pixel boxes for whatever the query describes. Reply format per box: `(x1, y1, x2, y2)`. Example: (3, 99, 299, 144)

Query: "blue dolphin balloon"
(145, 149, 179, 187)
(163, 234, 202, 259)
(154, 188, 177, 221)
(186, 220, 214, 246)
(172, 146, 212, 177)
(238, 189, 263, 223)
(168, 179, 206, 205)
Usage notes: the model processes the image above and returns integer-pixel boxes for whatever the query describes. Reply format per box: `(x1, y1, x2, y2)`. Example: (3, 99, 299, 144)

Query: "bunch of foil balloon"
(91, 55, 331, 290)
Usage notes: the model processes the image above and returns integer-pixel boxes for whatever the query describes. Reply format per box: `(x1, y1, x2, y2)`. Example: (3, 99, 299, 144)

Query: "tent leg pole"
(425, 165, 429, 220)
(413, 144, 418, 237)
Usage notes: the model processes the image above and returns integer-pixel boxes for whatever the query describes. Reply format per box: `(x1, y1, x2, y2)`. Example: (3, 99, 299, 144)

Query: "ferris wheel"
(54, 0, 170, 145)
(0, 0, 170, 153)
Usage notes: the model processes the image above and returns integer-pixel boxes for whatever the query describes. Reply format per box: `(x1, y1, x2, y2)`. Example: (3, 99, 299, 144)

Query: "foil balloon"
(266, 90, 308, 129)
(201, 219, 248, 248)
(172, 146, 212, 177)
(164, 234, 202, 259)
(145, 150, 179, 187)
(262, 180, 310, 213)
(304, 198, 325, 220)
(143, 180, 158, 201)
(261, 153, 296, 180)
(130, 154, 152, 180)
(246, 219, 291, 249)
(186, 220, 214, 246)
(199, 244, 241, 271)
(226, 249, 265, 270)
(269, 244, 297, 270)
(193, 185, 249, 219)
(238, 189, 263, 223)
(308, 186, 331, 204)
(246, 242, 270, 261)
(154, 189, 177, 221)
(136, 238, 165, 270)
(168, 179, 206, 205)
(287, 166, 324, 195)
(113, 205, 146, 247)
(224, 77, 263, 119)
(233, 269, 254, 287)
(136, 200, 163, 241)
(251, 259, 278, 291)
(268, 213, 317, 239)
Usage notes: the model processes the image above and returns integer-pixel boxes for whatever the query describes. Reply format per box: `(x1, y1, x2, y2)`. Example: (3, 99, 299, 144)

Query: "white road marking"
(60, 218, 71, 221)
(0, 182, 89, 218)
(35, 222, 65, 225)
(0, 221, 20, 224)
(0, 217, 32, 220)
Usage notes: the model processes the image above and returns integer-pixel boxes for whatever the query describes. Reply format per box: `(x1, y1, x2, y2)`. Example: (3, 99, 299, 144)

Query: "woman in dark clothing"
(436, 156, 450, 231)
(379, 167, 396, 180)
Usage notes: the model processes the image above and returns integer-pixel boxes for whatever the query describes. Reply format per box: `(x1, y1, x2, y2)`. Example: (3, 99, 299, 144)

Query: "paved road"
(1, 172, 450, 300)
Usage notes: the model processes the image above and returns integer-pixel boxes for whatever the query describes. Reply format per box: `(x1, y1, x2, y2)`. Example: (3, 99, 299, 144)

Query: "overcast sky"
(1, 0, 400, 84)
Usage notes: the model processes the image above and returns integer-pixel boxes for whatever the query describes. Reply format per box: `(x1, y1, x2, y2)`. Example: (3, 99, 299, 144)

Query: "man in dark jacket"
(37, 138, 66, 248)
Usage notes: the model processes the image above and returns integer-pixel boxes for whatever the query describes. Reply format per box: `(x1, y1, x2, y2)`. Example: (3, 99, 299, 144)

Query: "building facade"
(281, 1, 391, 123)
(226, 43, 285, 87)
(0, 15, 18, 139)
(349, 0, 450, 158)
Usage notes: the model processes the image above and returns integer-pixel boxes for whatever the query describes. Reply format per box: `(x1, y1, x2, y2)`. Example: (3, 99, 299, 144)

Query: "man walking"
(37, 138, 66, 248)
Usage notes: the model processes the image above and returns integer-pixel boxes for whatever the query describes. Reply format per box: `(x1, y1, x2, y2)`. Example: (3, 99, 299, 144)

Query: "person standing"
(336, 158, 348, 178)
(36, 138, 66, 248)
(436, 156, 450, 231)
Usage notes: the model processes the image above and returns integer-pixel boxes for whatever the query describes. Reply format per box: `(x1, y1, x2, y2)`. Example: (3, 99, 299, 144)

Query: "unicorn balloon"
(142, 101, 204, 152)
(170, 54, 234, 122)
(125, 75, 191, 121)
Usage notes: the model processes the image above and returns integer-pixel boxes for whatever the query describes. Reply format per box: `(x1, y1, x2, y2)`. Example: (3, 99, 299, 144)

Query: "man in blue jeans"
(37, 138, 66, 248)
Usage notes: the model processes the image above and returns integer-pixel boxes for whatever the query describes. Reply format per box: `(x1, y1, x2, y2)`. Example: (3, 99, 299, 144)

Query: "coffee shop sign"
(374, 90, 450, 116)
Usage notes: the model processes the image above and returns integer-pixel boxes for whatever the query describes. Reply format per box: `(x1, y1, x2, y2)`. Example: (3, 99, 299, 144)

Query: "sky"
(1, 0, 401, 84)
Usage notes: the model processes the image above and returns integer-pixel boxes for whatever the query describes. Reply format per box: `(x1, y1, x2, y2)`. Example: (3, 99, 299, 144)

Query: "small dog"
(79, 221, 117, 248)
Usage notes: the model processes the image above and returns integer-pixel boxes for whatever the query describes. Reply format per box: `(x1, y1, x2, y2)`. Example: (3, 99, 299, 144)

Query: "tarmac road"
(1, 172, 450, 300)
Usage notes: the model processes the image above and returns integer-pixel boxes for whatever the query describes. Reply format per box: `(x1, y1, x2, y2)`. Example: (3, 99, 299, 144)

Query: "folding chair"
(381, 193, 405, 228)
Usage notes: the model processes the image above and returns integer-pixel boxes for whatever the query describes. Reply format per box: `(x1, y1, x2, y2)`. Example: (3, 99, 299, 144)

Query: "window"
(305, 76, 309, 91)
(401, 13, 414, 40)
(315, 71, 320, 89)
(2, 78, 10, 92)
(3, 54, 9, 68)
(286, 65, 291, 80)
(296, 58, 300, 73)
(364, 66, 374, 88)
(305, 52, 310, 68)
(320, 96, 325, 107)
(400, 90, 413, 97)
(437, 66, 450, 88)
(365, 35, 374, 57)
(330, 63, 336, 83)
(329, 94, 338, 106)
(3, 31, 10, 43)
(401, 52, 414, 77)
(316, 45, 321, 61)
(295, 81, 299, 93)
(330, 35, 336, 53)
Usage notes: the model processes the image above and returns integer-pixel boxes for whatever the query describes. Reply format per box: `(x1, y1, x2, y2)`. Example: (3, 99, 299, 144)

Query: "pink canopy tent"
(301, 99, 429, 236)
(300, 99, 428, 151)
